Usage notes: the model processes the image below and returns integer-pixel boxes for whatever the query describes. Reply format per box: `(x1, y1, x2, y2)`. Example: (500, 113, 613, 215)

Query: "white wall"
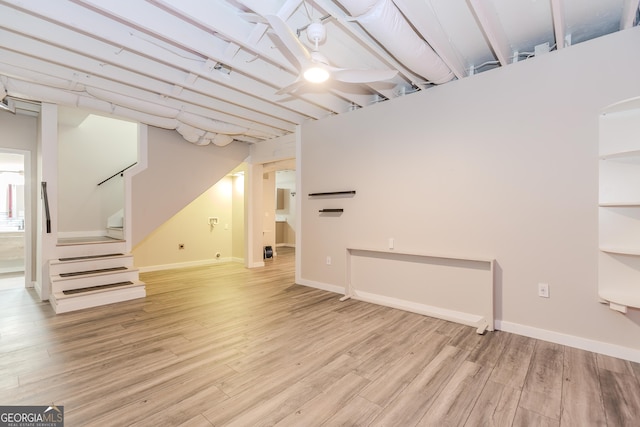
(133, 176, 239, 269)
(262, 171, 276, 252)
(58, 113, 137, 234)
(132, 126, 249, 246)
(231, 167, 246, 261)
(299, 28, 640, 359)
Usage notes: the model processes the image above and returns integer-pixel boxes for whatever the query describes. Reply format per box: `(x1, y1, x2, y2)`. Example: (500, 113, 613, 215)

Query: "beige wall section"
(133, 175, 243, 269)
(58, 112, 137, 234)
(231, 166, 246, 261)
(132, 126, 249, 246)
(299, 28, 640, 357)
(262, 171, 276, 253)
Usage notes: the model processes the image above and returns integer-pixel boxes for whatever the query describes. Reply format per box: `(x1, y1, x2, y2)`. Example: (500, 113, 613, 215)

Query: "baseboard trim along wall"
(353, 290, 489, 333)
(297, 278, 345, 295)
(496, 320, 640, 364)
(299, 280, 640, 363)
(138, 257, 237, 273)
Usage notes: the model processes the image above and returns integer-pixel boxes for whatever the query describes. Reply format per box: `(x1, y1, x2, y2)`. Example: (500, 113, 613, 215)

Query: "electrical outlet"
(538, 283, 549, 298)
(178, 243, 185, 250)
(326, 256, 331, 265)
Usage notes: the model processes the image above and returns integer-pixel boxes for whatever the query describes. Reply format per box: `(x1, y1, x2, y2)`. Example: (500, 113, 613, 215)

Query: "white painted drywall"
(299, 27, 640, 356)
(133, 176, 236, 269)
(131, 126, 249, 246)
(57, 113, 137, 234)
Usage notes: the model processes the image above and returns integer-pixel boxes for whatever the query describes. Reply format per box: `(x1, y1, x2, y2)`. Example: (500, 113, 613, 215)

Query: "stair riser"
(106, 228, 124, 239)
(51, 286, 146, 314)
(49, 256, 133, 276)
(55, 242, 127, 259)
(51, 270, 139, 293)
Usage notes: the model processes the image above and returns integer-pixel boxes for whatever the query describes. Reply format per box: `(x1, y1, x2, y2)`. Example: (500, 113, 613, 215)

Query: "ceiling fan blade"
(264, 14, 311, 68)
(331, 68, 398, 84)
(276, 78, 307, 95)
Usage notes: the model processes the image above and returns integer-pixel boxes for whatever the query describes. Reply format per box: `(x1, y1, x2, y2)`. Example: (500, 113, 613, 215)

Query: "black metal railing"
(42, 181, 51, 233)
(98, 162, 137, 186)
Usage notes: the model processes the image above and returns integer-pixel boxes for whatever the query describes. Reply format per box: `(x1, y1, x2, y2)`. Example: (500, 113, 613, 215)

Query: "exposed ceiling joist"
(550, 0, 568, 49)
(392, 0, 467, 79)
(468, 0, 512, 66)
(0, 0, 633, 146)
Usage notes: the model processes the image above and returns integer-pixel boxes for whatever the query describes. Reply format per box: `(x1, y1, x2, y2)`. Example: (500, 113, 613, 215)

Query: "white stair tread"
(57, 236, 125, 246)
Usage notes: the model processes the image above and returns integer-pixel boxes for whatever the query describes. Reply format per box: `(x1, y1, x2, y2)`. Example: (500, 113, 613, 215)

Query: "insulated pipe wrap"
(336, 0, 454, 84)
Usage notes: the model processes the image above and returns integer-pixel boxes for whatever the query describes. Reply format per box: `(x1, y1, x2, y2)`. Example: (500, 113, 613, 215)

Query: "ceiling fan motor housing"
(307, 22, 326, 45)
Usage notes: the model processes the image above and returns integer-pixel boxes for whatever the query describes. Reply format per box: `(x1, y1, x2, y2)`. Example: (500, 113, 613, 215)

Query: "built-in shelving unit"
(598, 107, 640, 313)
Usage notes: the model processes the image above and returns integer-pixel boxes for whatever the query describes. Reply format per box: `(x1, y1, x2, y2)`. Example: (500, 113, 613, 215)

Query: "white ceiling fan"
(264, 14, 398, 95)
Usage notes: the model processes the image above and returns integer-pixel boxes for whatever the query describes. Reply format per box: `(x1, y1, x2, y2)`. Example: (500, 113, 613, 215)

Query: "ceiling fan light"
(304, 66, 330, 83)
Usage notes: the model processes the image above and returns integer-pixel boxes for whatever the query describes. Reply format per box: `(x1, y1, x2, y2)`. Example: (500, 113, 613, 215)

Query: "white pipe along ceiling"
(0, 0, 637, 146)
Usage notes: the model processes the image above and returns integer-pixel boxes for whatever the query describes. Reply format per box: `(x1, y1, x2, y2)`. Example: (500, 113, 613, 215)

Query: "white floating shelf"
(599, 288, 640, 313)
(600, 247, 640, 256)
(600, 149, 640, 160)
(599, 201, 640, 207)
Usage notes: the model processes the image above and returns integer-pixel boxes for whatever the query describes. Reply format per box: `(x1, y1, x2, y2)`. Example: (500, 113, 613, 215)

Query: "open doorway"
(275, 170, 296, 250)
(0, 151, 25, 290)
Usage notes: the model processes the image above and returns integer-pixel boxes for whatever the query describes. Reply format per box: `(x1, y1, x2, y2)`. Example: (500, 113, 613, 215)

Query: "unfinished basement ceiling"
(0, 0, 638, 146)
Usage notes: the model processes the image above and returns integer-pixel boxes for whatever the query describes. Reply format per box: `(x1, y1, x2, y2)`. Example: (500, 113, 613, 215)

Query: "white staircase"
(49, 237, 145, 314)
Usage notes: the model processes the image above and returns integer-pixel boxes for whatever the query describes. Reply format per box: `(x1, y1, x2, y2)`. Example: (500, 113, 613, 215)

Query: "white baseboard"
(247, 261, 265, 268)
(138, 257, 237, 273)
(299, 279, 640, 363)
(297, 278, 345, 295)
(354, 290, 488, 331)
(496, 320, 640, 363)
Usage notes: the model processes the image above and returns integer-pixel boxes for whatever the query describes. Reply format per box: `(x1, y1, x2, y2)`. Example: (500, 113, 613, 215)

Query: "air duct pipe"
(335, 0, 454, 84)
(1, 75, 240, 146)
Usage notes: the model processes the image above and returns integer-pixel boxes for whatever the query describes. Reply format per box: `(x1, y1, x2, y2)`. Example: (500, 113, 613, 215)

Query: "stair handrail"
(41, 181, 51, 233)
(97, 162, 137, 186)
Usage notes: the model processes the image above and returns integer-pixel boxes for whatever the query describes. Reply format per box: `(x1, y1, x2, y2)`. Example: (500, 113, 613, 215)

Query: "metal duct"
(178, 111, 248, 135)
(1, 74, 238, 146)
(335, 0, 454, 84)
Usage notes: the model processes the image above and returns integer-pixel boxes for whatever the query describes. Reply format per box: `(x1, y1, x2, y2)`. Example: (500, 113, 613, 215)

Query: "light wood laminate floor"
(1, 248, 639, 426)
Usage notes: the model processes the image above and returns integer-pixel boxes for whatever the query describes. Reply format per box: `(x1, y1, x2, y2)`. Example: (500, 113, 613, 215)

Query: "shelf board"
(599, 202, 640, 207)
(309, 191, 356, 197)
(599, 288, 640, 313)
(600, 247, 640, 256)
(600, 149, 640, 160)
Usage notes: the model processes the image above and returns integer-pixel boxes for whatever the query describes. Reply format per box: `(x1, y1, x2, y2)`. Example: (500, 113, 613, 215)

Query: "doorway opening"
(0, 152, 25, 290)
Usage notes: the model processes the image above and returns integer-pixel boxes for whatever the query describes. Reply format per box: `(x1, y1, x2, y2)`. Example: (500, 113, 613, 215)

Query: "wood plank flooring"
(1, 247, 639, 426)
